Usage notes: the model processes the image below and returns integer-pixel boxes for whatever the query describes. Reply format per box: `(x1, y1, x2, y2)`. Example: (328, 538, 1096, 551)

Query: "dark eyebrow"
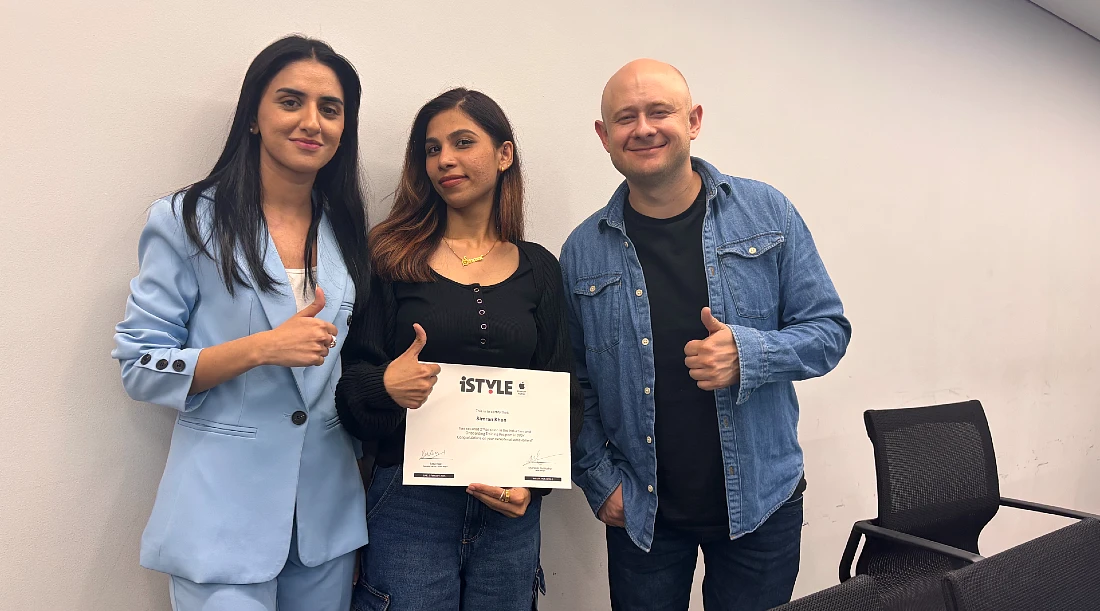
(425, 129, 478, 146)
(275, 87, 345, 106)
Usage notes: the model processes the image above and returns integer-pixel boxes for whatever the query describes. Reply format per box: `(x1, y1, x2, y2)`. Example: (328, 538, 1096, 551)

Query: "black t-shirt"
(624, 184, 807, 541)
(624, 184, 730, 538)
(377, 250, 539, 467)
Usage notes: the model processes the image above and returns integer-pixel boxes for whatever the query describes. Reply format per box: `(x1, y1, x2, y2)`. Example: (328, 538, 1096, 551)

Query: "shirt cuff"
(579, 456, 623, 516)
(728, 324, 766, 405)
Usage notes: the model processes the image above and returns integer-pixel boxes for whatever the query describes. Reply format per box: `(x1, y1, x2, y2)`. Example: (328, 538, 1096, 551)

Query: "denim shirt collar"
(598, 156, 733, 231)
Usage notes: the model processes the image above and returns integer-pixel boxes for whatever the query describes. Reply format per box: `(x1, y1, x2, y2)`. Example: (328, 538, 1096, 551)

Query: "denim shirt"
(561, 158, 851, 551)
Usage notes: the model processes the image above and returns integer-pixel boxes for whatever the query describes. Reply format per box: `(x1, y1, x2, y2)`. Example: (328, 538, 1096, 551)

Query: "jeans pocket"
(366, 465, 402, 521)
(783, 493, 804, 507)
(351, 581, 390, 611)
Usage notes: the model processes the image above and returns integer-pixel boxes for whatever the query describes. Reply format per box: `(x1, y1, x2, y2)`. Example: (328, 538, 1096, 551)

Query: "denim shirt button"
(646, 436, 652, 444)
(647, 485, 654, 493)
(641, 338, 649, 346)
(635, 289, 643, 297)
(644, 387, 651, 395)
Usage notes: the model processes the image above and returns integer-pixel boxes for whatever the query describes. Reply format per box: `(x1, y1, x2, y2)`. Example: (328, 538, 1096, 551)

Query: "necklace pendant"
(461, 255, 484, 266)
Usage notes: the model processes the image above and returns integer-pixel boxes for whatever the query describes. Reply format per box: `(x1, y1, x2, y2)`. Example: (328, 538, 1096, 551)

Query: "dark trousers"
(606, 495, 803, 611)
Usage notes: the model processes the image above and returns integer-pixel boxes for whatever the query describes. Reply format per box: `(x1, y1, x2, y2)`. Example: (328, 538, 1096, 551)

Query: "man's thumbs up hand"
(684, 307, 740, 391)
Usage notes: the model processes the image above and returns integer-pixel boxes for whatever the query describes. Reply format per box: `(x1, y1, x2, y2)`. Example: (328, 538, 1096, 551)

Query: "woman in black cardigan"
(335, 88, 582, 611)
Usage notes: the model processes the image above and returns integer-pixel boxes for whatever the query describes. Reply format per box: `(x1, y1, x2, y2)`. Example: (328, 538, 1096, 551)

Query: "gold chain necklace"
(444, 238, 498, 266)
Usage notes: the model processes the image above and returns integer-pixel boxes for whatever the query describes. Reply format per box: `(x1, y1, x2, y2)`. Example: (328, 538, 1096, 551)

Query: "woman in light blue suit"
(112, 35, 370, 611)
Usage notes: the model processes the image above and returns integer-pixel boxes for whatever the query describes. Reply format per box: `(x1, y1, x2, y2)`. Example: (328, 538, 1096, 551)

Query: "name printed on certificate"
(403, 362, 571, 489)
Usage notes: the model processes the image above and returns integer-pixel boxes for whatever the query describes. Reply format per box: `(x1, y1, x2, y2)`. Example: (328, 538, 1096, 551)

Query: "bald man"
(561, 60, 851, 610)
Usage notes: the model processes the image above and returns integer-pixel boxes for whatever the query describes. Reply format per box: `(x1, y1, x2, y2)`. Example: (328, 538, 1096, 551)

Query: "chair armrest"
(839, 523, 863, 582)
(839, 519, 983, 582)
(1000, 497, 1100, 520)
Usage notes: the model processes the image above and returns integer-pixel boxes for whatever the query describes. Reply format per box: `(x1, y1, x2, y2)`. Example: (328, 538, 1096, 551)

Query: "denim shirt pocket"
(717, 232, 784, 319)
(573, 272, 623, 353)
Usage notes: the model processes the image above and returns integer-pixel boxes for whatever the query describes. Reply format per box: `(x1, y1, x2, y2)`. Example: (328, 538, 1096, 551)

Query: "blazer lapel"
(240, 225, 307, 405)
(300, 213, 348, 404)
(314, 213, 348, 324)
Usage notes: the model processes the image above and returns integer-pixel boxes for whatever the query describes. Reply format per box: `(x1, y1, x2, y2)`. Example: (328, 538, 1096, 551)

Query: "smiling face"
(596, 59, 702, 185)
(253, 59, 346, 179)
(424, 108, 513, 210)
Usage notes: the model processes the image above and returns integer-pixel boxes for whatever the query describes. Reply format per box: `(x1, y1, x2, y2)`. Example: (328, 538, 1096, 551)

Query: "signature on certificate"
(523, 450, 564, 466)
(420, 450, 446, 460)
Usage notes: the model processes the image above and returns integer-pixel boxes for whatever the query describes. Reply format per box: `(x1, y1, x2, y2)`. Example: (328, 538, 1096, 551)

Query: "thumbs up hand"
(262, 287, 340, 367)
(383, 324, 441, 409)
(684, 307, 740, 391)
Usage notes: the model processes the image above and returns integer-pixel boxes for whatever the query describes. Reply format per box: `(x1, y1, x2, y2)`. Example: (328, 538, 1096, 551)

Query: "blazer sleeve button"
(172, 359, 186, 372)
(155, 359, 169, 370)
(140, 354, 152, 365)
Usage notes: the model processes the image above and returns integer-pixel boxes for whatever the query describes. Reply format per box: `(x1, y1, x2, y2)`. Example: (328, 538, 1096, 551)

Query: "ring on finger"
(329, 335, 337, 348)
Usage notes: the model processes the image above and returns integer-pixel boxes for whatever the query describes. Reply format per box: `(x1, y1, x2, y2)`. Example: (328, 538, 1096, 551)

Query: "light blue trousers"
(168, 528, 356, 611)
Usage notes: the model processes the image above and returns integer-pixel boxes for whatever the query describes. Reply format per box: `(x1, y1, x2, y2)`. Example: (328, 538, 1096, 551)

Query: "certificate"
(403, 363, 571, 489)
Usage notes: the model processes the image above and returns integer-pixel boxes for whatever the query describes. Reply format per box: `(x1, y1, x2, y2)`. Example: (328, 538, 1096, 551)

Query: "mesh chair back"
(857, 400, 1001, 609)
(865, 400, 1000, 547)
(770, 575, 885, 611)
(942, 517, 1100, 611)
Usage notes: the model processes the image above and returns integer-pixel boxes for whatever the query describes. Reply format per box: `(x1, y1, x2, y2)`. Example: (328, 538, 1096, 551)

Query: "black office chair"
(839, 400, 1098, 610)
(769, 575, 885, 611)
(941, 517, 1100, 611)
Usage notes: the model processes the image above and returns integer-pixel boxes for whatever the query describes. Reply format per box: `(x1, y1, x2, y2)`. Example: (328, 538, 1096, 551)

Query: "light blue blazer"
(112, 193, 368, 584)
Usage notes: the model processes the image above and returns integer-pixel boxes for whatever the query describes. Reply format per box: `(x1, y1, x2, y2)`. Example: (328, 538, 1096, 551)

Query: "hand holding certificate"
(403, 363, 572, 489)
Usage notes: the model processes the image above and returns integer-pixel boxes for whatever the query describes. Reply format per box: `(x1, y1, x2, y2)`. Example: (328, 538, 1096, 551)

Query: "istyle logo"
(459, 376, 517, 395)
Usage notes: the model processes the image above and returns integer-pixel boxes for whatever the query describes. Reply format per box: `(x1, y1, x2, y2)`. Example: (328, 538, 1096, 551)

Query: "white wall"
(2, 1, 1098, 609)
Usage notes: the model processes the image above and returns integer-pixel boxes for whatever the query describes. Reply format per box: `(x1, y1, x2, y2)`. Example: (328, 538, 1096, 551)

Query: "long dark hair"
(177, 35, 369, 298)
(370, 88, 524, 283)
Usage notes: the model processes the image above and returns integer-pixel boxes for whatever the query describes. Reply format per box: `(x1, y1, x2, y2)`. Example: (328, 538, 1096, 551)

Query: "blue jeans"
(352, 464, 545, 611)
(606, 495, 803, 611)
